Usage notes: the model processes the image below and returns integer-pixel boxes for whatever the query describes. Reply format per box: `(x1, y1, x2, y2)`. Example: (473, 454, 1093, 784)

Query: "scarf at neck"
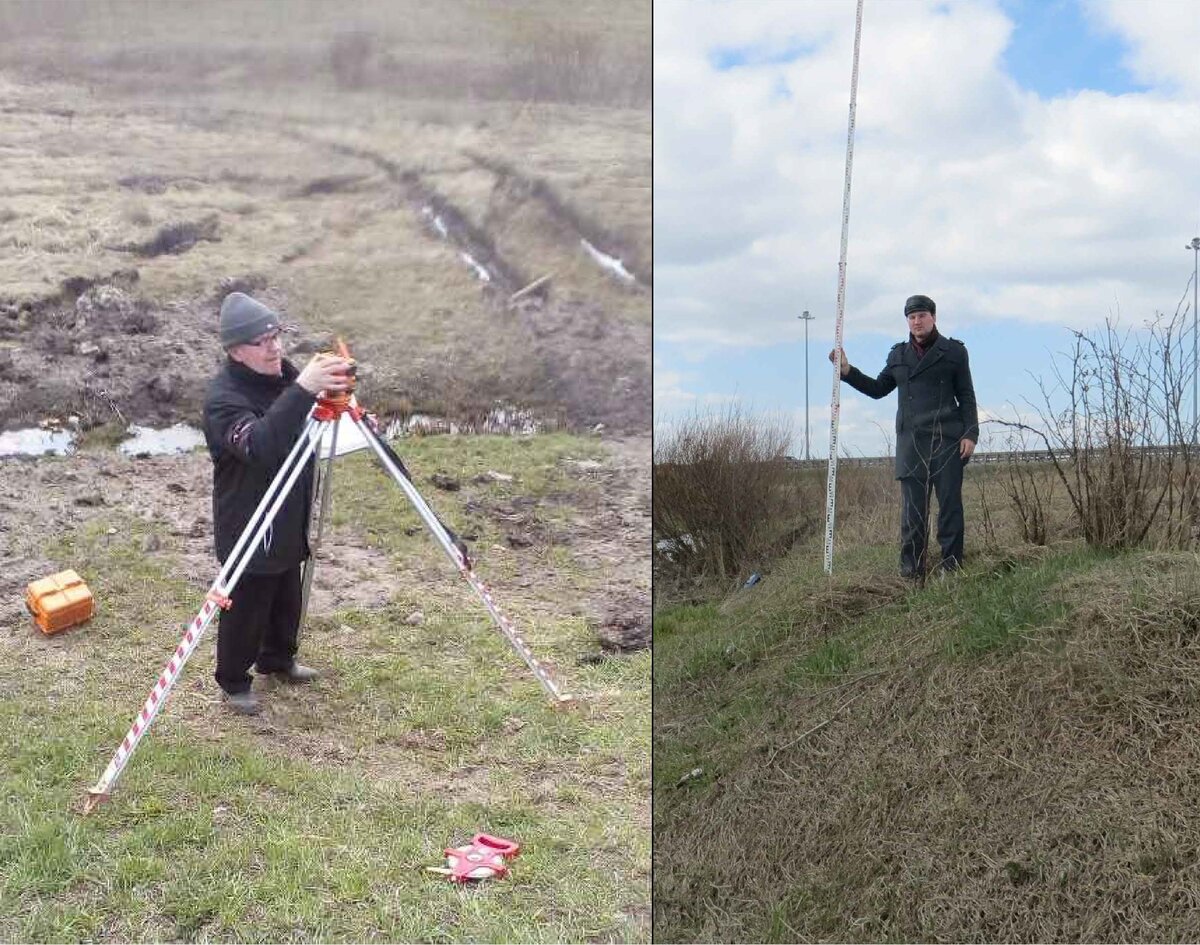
(911, 327, 939, 359)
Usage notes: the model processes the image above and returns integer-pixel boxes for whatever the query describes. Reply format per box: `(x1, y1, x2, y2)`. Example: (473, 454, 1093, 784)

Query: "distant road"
(786, 444, 1192, 469)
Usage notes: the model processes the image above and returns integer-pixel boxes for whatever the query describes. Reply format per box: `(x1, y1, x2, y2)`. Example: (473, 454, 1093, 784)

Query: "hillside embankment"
(656, 462, 1200, 943)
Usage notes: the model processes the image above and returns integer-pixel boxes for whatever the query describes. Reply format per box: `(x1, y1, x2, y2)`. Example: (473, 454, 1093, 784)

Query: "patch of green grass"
(790, 637, 859, 682)
(3, 434, 647, 944)
(326, 432, 605, 563)
(938, 547, 1109, 658)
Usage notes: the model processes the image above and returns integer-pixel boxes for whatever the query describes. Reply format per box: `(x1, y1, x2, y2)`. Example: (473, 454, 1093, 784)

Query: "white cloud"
(1086, 0, 1200, 95)
(654, 0, 1200, 354)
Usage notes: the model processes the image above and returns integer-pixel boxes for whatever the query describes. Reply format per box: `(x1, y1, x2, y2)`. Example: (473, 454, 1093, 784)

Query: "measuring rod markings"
(824, 0, 865, 576)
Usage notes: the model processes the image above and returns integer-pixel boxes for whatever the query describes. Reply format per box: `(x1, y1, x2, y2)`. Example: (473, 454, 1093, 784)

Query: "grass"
(654, 458, 1200, 941)
(1, 433, 648, 943)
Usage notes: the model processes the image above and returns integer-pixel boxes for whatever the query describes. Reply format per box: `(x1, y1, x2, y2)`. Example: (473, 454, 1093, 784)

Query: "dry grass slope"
(655, 462, 1200, 943)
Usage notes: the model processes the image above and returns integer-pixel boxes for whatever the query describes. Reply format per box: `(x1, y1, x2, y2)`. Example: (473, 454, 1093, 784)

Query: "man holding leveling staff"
(203, 292, 353, 715)
(830, 294, 978, 579)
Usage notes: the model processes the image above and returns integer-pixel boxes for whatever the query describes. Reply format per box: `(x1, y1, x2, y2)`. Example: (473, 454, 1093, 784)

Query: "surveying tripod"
(83, 352, 571, 812)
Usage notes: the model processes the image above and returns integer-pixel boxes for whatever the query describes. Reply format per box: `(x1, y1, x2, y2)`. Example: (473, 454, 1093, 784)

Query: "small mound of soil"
(592, 591, 651, 652)
(133, 214, 220, 257)
(296, 174, 368, 197)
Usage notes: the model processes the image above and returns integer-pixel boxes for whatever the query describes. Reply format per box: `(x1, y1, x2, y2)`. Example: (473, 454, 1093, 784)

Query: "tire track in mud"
(462, 149, 650, 287)
(3, 102, 648, 434)
(289, 134, 529, 295)
(277, 130, 650, 434)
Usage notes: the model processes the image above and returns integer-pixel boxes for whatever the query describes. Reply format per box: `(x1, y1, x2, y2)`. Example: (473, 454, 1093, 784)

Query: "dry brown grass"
(660, 549, 1200, 942)
(0, 2, 649, 432)
(657, 441, 1200, 941)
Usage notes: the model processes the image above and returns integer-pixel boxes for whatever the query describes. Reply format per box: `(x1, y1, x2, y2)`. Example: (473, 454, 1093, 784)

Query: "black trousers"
(899, 448, 965, 576)
(214, 566, 302, 695)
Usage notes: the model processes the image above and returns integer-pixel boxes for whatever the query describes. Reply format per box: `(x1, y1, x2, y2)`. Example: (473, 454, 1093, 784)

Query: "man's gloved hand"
(453, 537, 472, 568)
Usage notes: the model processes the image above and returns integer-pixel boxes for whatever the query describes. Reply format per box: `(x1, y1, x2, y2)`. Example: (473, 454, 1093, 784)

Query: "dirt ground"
(0, 430, 648, 647)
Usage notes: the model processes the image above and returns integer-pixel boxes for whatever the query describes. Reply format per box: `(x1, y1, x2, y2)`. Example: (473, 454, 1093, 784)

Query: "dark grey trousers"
(899, 448, 964, 576)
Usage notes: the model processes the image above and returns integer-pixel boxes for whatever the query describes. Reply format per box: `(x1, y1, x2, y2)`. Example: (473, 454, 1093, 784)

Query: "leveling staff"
(830, 294, 979, 579)
(203, 292, 353, 715)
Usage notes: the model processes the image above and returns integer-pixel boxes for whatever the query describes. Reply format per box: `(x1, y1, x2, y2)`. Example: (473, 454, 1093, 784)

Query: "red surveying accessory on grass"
(431, 834, 521, 883)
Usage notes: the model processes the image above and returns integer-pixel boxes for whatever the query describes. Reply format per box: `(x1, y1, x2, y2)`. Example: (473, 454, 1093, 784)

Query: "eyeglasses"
(247, 331, 284, 349)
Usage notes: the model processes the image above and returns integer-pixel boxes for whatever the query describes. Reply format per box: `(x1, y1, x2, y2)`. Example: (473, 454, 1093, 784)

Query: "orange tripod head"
(313, 337, 359, 418)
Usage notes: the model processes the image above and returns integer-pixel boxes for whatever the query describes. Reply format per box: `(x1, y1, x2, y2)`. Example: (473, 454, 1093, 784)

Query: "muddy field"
(0, 114, 650, 435)
(0, 0, 650, 638)
(0, 431, 650, 654)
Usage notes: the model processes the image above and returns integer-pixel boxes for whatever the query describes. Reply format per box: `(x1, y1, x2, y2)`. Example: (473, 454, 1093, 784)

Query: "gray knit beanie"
(219, 292, 289, 348)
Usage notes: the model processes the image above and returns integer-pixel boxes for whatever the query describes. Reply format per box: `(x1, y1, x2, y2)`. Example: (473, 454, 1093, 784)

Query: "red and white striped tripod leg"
(83, 419, 329, 811)
(351, 414, 572, 706)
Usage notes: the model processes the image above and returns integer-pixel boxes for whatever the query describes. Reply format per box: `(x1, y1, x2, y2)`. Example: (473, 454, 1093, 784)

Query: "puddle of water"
(421, 204, 491, 283)
(421, 205, 449, 239)
(460, 252, 492, 283)
(582, 238, 636, 284)
(0, 428, 76, 457)
(388, 406, 541, 438)
(118, 423, 205, 456)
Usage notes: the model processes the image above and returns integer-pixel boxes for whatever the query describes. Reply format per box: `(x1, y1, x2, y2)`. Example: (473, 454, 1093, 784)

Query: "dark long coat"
(203, 358, 316, 573)
(843, 333, 979, 480)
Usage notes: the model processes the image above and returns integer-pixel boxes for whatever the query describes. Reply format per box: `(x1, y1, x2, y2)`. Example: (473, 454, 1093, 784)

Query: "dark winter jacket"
(202, 358, 316, 573)
(843, 333, 979, 480)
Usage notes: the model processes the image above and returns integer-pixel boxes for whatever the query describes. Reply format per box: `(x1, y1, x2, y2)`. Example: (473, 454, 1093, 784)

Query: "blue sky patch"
(999, 0, 1144, 97)
(709, 38, 820, 71)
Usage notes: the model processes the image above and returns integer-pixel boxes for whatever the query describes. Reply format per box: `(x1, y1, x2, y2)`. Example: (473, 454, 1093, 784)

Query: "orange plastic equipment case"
(25, 570, 95, 635)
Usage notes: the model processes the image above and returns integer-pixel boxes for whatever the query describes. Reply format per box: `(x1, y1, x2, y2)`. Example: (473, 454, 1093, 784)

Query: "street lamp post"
(1191, 237, 1200, 446)
(799, 310, 816, 460)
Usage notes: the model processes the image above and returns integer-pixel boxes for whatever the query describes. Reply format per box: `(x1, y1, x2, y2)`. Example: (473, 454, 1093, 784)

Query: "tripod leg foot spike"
(80, 789, 108, 815)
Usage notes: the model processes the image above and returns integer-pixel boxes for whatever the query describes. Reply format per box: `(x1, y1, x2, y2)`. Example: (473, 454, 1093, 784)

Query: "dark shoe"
(274, 662, 320, 683)
(224, 690, 261, 715)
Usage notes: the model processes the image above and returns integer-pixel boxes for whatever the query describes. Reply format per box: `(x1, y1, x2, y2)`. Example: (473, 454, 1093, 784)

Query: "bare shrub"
(502, 24, 650, 107)
(999, 430, 1056, 546)
(975, 474, 1000, 552)
(654, 407, 805, 582)
(1002, 311, 1200, 550)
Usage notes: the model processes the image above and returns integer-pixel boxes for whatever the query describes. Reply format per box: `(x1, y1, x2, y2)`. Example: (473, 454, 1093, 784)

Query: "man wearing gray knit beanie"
(202, 292, 353, 715)
(829, 294, 979, 580)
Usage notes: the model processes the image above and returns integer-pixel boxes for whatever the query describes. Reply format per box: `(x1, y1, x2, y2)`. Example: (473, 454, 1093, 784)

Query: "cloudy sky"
(654, 0, 1200, 457)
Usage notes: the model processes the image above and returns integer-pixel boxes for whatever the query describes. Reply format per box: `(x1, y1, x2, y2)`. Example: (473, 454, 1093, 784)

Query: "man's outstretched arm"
(830, 347, 897, 399)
